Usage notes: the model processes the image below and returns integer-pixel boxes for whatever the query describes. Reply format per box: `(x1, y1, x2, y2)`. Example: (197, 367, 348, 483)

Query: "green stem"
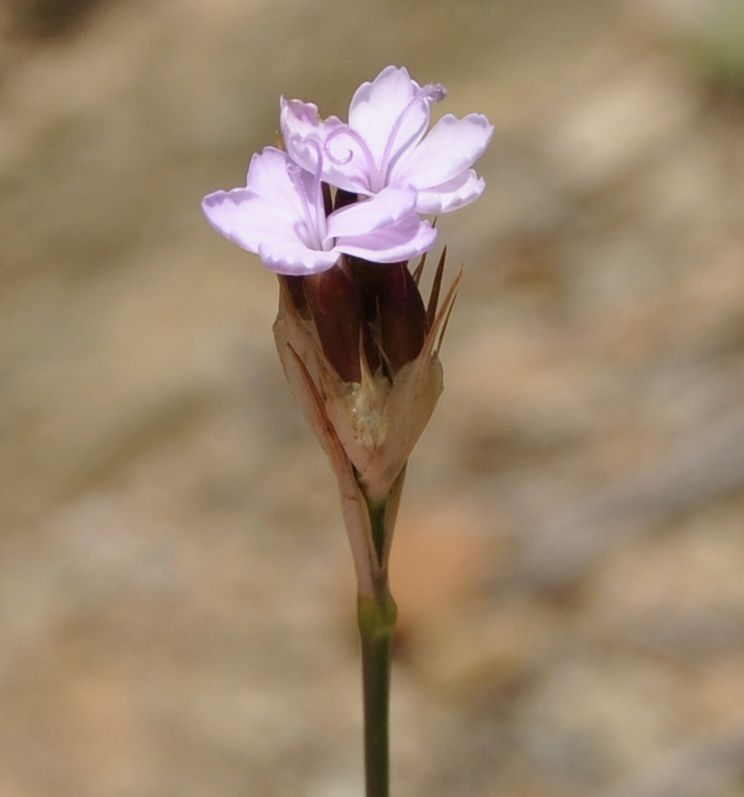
(357, 585, 398, 797)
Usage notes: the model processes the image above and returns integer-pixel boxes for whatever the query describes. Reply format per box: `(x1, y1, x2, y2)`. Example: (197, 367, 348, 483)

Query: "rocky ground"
(1, 1, 744, 795)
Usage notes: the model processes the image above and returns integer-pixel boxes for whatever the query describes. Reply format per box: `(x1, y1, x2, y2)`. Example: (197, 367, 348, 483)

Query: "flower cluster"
(202, 65, 493, 275)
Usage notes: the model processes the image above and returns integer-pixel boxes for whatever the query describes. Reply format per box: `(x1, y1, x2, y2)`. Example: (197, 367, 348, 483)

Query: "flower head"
(281, 65, 494, 214)
(202, 146, 436, 275)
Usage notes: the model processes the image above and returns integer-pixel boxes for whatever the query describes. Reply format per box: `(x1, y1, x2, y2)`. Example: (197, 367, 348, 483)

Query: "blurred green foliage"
(693, 1, 744, 93)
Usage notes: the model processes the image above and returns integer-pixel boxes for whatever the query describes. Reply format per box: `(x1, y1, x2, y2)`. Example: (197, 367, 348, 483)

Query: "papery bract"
(281, 65, 494, 214)
(202, 147, 436, 275)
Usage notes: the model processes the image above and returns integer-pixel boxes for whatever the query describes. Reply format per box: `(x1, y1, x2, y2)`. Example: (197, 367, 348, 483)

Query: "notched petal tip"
(414, 170, 486, 214)
(200, 187, 263, 251)
(426, 82, 447, 103)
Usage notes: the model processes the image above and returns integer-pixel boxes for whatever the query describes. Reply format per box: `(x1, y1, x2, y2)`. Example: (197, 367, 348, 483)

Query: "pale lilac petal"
(203, 186, 338, 275)
(348, 65, 432, 169)
(258, 240, 339, 276)
(244, 147, 310, 223)
(392, 113, 493, 190)
(321, 126, 377, 194)
(202, 147, 339, 275)
(280, 98, 340, 173)
(281, 99, 372, 193)
(325, 186, 416, 241)
(202, 189, 299, 253)
(413, 169, 485, 214)
(336, 215, 437, 263)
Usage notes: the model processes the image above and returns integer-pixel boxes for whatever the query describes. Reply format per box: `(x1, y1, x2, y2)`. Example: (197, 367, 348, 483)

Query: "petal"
(325, 186, 416, 241)
(258, 240, 340, 276)
(202, 188, 299, 254)
(279, 98, 353, 176)
(414, 169, 485, 214)
(336, 215, 437, 263)
(280, 98, 329, 174)
(392, 113, 493, 189)
(245, 146, 309, 222)
(202, 148, 334, 274)
(348, 65, 432, 170)
(320, 125, 377, 194)
(281, 99, 374, 193)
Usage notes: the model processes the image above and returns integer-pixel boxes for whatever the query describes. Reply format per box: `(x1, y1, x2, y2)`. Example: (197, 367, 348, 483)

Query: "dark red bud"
(352, 259, 428, 375)
(280, 275, 309, 317)
(303, 266, 362, 383)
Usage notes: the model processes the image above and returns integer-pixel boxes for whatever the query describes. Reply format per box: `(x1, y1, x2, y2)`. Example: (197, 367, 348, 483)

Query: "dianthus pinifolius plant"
(202, 65, 492, 797)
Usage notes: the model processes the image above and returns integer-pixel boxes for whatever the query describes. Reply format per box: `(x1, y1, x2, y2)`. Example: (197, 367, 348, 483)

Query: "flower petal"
(392, 113, 493, 190)
(244, 146, 310, 222)
(336, 215, 437, 263)
(325, 186, 416, 241)
(202, 147, 338, 275)
(348, 65, 432, 170)
(281, 99, 376, 193)
(202, 188, 298, 254)
(413, 169, 485, 214)
(258, 240, 339, 275)
(280, 99, 334, 170)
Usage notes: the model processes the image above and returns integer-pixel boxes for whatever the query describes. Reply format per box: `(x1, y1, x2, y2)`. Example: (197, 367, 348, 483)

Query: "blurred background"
(2, 0, 744, 795)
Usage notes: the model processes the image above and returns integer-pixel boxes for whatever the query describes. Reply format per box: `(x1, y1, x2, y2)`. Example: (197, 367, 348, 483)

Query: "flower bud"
(304, 266, 362, 384)
(352, 259, 428, 376)
(273, 255, 459, 503)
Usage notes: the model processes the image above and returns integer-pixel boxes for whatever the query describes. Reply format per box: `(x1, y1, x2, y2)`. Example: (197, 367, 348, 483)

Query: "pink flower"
(281, 65, 494, 214)
(202, 147, 436, 275)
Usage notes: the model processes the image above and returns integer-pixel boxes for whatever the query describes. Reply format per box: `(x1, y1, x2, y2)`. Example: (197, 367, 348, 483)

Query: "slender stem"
(357, 585, 398, 797)
(354, 473, 405, 795)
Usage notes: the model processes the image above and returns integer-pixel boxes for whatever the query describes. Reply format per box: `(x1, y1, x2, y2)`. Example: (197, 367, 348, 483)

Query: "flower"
(281, 65, 494, 214)
(202, 146, 436, 275)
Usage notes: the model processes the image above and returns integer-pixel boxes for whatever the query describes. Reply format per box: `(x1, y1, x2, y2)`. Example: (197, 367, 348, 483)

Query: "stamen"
(324, 127, 376, 191)
(287, 162, 322, 250)
(303, 138, 330, 247)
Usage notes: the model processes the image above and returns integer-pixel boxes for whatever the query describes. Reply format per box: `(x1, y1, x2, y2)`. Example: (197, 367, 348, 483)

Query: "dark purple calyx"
(352, 259, 428, 377)
(303, 265, 363, 384)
